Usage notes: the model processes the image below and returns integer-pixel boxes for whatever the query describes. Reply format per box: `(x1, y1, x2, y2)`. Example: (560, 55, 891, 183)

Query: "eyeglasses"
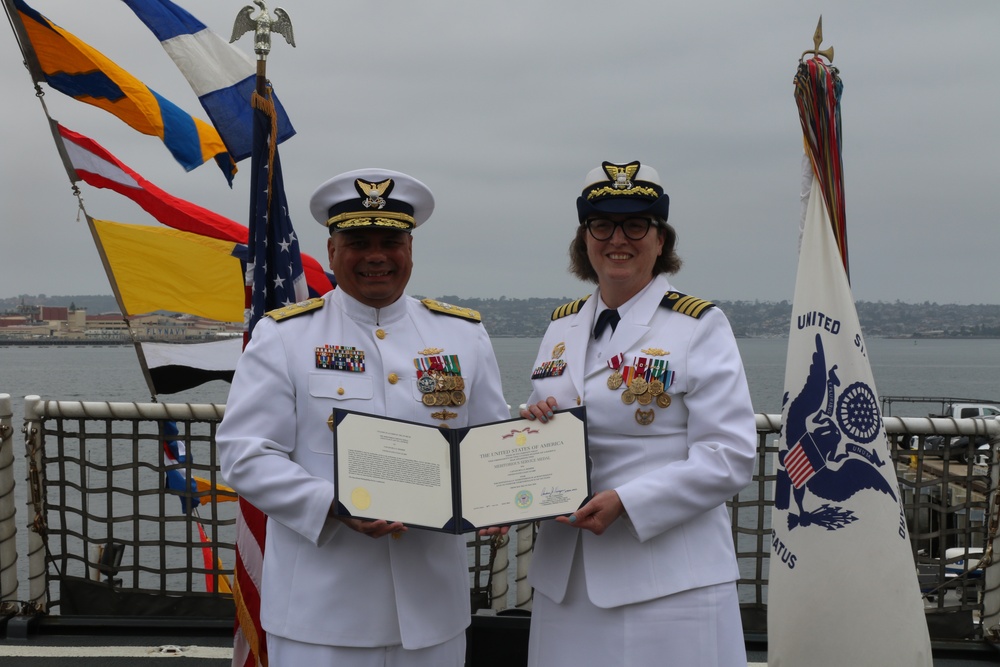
(585, 218, 656, 241)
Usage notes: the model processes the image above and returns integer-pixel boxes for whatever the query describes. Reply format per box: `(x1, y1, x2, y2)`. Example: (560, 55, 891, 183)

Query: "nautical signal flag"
(57, 124, 334, 297)
(121, 0, 295, 162)
(11, 0, 236, 183)
(142, 339, 242, 395)
(92, 218, 245, 322)
(767, 168, 933, 666)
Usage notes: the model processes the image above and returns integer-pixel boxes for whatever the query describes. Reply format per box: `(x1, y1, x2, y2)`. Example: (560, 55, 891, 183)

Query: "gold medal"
(621, 390, 636, 405)
(451, 391, 467, 406)
(637, 391, 653, 406)
(656, 393, 672, 409)
(629, 377, 648, 396)
(607, 371, 623, 390)
(634, 408, 655, 425)
(436, 391, 452, 406)
(443, 375, 456, 391)
(422, 393, 437, 406)
(453, 377, 465, 391)
(648, 379, 664, 396)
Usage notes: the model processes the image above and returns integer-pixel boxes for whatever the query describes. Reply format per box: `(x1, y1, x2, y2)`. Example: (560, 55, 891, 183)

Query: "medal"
(418, 375, 437, 394)
(635, 408, 655, 425)
(648, 379, 664, 396)
(656, 393, 672, 408)
(621, 390, 636, 405)
(637, 391, 653, 406)
(628, 377, 648, 396)
(415, 353, 466, 410)
(607, 371, 623, 390)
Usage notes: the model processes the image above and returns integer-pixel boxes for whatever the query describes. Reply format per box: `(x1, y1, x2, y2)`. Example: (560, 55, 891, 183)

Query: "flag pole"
(229, 5, 296, 665)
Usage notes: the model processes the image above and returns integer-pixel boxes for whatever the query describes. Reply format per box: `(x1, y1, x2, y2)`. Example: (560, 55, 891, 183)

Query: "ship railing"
(0, 395, 997, 650)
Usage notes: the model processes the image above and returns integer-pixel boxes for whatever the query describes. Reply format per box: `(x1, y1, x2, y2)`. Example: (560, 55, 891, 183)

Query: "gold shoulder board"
(551, 295, 591, 321)
(266, 297, 325, 322)
(421, 298, 482, 323)
(660, 291, 715, 319)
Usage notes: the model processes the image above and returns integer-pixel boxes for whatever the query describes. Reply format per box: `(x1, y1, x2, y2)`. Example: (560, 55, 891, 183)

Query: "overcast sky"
(1, 1, 997, 307)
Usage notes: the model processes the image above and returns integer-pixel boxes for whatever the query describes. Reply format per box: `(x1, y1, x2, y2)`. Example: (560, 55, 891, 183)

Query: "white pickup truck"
(920, 402, 999, 462)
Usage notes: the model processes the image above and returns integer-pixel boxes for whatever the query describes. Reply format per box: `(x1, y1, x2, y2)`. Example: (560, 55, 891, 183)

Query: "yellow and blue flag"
(12, 0, 236, 183)
(121, 0, 295, 162)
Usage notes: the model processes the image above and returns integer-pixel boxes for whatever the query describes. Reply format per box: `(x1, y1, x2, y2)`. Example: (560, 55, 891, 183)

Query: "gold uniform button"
(388, 373, 399, 384)
(375, 329, 386, 340)
(337, 387, 345, 395)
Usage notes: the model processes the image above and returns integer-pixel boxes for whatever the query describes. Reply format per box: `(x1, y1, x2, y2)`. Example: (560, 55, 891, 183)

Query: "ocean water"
(2, 337, 998, 419)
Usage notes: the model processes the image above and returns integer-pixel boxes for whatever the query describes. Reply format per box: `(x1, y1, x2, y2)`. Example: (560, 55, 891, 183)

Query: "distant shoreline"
(0, 339, 237, 347)
(3, 335, 1000, 347)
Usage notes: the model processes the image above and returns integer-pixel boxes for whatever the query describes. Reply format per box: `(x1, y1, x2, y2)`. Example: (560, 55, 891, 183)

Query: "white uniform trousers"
(527, 541, 747, 667)
(268, 631, 465, 667)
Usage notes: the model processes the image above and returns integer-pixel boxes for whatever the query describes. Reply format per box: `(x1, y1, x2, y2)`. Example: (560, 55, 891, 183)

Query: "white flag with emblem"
(767, 166, 932, 666)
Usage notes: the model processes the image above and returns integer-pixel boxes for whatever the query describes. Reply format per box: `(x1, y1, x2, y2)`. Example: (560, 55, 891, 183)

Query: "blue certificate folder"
(331, 407, 590, 534)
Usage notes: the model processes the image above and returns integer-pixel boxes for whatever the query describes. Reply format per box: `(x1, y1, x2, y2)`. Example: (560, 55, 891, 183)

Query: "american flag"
(246, 89, 308, 335)
(232, 87, 308, 667)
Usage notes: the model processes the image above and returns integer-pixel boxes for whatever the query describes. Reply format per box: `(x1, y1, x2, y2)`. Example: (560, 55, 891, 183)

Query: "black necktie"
(593, 308, 620, 339)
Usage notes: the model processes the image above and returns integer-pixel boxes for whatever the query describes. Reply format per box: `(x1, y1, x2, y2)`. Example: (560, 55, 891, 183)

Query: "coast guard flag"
(121, 0, 295, 161)
(767, 166, 932, 666)
(11, 0, 236, 183)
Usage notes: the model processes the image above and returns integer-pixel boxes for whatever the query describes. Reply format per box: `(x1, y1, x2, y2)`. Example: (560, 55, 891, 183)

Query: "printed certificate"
(331, 407, 590, 533)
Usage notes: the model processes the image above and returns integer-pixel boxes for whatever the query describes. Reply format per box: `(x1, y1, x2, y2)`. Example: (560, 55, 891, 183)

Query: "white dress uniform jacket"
(217, 288, 510, 649)
(526, 274, 756, 607)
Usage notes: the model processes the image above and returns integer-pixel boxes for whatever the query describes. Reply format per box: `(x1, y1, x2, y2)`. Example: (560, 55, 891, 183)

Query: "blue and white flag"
(767, 165, 932, 666)
(122, 0, 295, 162)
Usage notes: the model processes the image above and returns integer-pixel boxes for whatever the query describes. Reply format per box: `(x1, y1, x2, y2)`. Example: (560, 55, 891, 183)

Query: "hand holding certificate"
(331, 407, 591, 533)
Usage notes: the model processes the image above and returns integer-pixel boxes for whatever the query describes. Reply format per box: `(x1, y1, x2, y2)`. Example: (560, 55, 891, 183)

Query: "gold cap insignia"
(356, 178, 392, 210)
(603, 161, 640, 190)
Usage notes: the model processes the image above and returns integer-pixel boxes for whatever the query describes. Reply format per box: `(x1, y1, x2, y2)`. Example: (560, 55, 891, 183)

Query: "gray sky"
(2, 1, 997, 306)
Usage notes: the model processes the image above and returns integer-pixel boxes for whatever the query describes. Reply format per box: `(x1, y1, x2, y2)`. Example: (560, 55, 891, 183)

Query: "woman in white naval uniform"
(217, 169, 510, 667)
(521, 161, 756, 666)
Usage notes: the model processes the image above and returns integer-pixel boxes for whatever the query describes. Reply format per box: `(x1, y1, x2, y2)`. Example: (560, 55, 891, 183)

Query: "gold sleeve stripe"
(661, 292, 715, 319)
(421, 298, 482, 322)
(551, 295, 591, 321)
(266, 297, 325, 321)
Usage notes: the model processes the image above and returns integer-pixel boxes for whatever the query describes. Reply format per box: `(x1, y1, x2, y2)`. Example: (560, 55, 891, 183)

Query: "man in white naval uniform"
(217, 168, 510, 666)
